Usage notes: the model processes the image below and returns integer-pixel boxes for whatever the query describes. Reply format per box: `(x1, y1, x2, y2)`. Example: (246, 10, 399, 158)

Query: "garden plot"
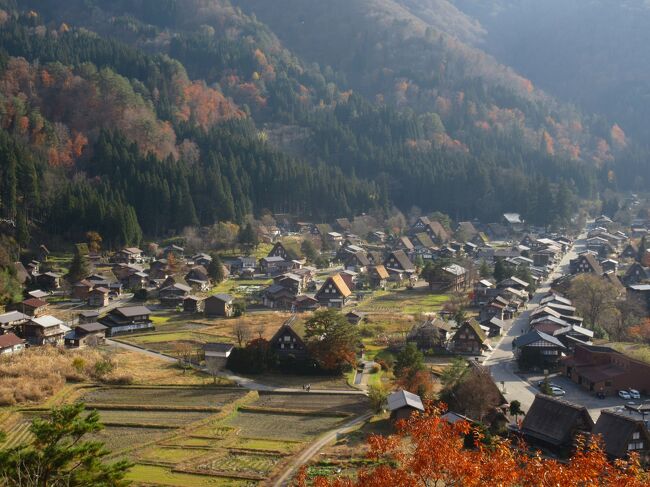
(83, 387, 248, 408)
(224, 411, 344, 441)
(254, 392, 369, 415)
(190, 451, 283, 478)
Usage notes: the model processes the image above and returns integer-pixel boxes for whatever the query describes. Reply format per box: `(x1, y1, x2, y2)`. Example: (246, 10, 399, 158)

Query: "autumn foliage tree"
(301, 404, 649, 487)
(304, 309, 360, 373)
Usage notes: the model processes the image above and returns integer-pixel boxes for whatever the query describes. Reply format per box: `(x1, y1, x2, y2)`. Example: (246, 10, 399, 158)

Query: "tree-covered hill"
(0, 0, 647, 250)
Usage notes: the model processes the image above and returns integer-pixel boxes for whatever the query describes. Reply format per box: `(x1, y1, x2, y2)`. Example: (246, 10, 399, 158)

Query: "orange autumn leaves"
(301, 404, 648, 487)
(174, 77, 245, 131)
(0, 54, 245, 168)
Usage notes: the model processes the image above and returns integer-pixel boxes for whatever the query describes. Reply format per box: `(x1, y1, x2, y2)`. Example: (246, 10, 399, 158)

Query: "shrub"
(72, 357, 86, 373)
(369, 365, 380, 374)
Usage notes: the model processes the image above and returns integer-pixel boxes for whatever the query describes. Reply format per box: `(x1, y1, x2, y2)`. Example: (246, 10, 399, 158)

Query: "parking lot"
(527, 373, 650, 420)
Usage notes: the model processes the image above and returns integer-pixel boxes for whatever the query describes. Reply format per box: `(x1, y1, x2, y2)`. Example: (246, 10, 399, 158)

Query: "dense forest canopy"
(0, 0, 648, 249)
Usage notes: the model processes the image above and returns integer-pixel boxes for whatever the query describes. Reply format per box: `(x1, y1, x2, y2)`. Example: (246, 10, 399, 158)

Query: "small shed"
(203, 342, 234, 372)
(387, 389, 425, 422)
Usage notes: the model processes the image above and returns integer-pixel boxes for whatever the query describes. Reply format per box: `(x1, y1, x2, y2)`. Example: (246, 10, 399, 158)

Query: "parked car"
(628, 389, 641, 399)
(618, 390, 632, 400)
(549, 386, 566, 397)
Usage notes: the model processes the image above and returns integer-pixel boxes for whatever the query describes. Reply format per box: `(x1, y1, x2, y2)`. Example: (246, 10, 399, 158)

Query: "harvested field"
(89, 426, 171, 454)
(139, 446, 209, 464)
(125, 464, 253, 486)
(82, 387, 247, 408)
(95, 409, 213, 427)
(225, 411, 344, 441)
(254, 392, 369, 415)
(234, 438, 301, 454)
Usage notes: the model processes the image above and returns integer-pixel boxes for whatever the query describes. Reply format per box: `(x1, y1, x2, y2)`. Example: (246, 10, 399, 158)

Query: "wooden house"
(262, 284, 297, 310)
(383, 250, 416, 281)
(78, 310, 99, 324)
(72, 280, 94, 300)
(293, 295, 320, 312)
(159, 283, 192, 307)
(0, 311, 29, 334)
(520, 395, 594, 456)
(315, 274, 352, 308)
(623, 262, 649, 286)
(270, 317, 308, 359)
(18, 298, 48, 317)
(37, 271, 61, 290)
(183, 296, 205, 313)
(64, 322, 107, 348)
(0, 332, 25, 355)
(450, 319, 489, 355)
(87, 287, 110, 308)
(387, 390, 425, 422)
(23, 315, 67, 346)
(114, 247, 144, 264)
(185, 266, 211, 291)
(205, 294, 234, 317)
(369, 265, 389, 289)
(408, 318, 452, 351)
(593, 410, 650, 462)
(100, 306, 153, 336)
(570, 253, 604, 275)
(619, 243, 638, 260)
(513, 330, 567, 369)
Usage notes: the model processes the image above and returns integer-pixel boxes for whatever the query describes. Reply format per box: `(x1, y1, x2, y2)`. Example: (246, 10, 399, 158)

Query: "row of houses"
(513, 291, 593, 370)
(519, 393, 650, 462)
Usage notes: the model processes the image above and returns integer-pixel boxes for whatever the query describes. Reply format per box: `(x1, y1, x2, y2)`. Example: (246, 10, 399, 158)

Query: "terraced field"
(193, 451, 282, 476)
(2, 420, 33, 448)
(254, 392, 369, 415)
(83, 387, 247, 408)
(225, 411, 344, 441)
(125, 464, 254, 487)
(139, 446, 210, 464)
(96, 409, 213, 427)
(90, 426, 171, 454)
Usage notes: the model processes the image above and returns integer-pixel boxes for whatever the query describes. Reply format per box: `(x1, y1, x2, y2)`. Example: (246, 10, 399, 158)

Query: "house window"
(633, 432, 640, 440)
(628, 442, 644, 450)
(283, 336, 291, 342)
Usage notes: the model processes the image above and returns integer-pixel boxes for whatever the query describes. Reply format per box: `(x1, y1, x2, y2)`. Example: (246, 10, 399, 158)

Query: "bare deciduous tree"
(233, 321, 252, 347)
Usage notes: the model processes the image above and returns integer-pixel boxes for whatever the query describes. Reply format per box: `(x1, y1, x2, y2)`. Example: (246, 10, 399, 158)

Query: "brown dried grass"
(0, 347, 131, 406)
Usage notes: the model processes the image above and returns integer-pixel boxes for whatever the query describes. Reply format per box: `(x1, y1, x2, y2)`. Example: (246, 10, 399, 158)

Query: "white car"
(549, 386, 566, 397)
(618, 390, 632, 400)
(628, 389, 641, 399)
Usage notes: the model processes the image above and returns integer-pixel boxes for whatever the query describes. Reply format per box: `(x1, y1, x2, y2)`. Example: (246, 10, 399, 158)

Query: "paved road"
(484, 232, 587, 412)
(272, 412, 374, 487)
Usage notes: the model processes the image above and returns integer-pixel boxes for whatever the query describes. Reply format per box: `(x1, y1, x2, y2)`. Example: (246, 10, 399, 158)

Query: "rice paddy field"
(225, 410, 345, 442)
(1, 356, 370, 487)
(83, 387, 248, 408)
(0, 386, 369, 486)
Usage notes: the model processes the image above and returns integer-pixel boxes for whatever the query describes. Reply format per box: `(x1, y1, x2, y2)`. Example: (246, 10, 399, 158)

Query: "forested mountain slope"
(0, 0, 648, 251)
(451, 0, 650, 146)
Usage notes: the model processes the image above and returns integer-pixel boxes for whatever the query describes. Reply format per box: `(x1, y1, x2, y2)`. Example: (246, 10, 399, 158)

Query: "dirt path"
(272, 411, 374, 487)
